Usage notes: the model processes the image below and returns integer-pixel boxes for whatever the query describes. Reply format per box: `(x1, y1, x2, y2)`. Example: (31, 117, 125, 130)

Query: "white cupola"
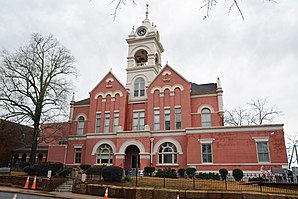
(125, 4, 164, 102)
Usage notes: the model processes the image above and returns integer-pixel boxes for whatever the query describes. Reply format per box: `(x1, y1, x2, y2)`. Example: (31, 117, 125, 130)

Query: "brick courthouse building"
(46, 10, 288, 175)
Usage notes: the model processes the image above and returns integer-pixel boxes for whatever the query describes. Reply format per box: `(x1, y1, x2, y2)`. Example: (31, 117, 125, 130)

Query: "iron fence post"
(259, 174, 262, 192)
(193, 175, 195, 189)
(224, 179, 227, 190)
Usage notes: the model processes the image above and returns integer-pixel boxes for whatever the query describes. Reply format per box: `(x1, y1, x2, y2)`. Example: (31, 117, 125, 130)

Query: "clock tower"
(125, 5, 164, 102)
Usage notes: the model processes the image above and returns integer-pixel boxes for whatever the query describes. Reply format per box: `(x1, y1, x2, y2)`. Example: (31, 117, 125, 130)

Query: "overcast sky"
(0, 1, 297, 140)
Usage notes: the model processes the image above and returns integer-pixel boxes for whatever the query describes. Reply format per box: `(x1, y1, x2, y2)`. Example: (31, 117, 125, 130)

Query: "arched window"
(158, 142, 178, 164)
(134, 49, 148, 66)
(77, 116, 85, 135)
(96, 144, 113, 164)
(201, 108, 211, 127)
(134, 77, 145, 97)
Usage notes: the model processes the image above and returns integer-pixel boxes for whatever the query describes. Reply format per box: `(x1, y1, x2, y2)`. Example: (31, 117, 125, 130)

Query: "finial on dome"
(145, 4, 149, 20)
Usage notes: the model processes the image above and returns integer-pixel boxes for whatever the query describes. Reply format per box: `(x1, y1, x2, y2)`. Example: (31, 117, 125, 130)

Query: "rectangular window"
(154, 109, 160, 131)
(95, 112, 101, 133)
(257, 142, 270, 162)
(164, 108, 170, 130)
(113, 112, 119, 132)
(175, 108, 181, 129)
(202, 144, 212, 163)
(132, 111, 145, 130)
(74, 148, 82, 164)
(104, 112, 110, 133)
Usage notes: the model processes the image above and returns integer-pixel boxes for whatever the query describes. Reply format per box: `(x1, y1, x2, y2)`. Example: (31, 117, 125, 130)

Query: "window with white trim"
(164, 108, 170, 130)
(175, 108, 181, 129)
(74, 148, 82, 164)
(96, 144, 113, 164)
(77, 116, 85, 135)
(95, 113, 101, 133)
(132, 111, 145, 130)
(113, 112, 119, 132)
(257, 142, 270, 162)
(104, 113, 110, 133)
(202, 143, 212, 163)
(134, 77, 145, 97)
(158, 142, 178, 164)
(201, 108, 211, 127)
(154, 109, 160, 131)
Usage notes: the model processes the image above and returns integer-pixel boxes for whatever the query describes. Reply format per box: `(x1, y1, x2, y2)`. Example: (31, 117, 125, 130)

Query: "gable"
(89, 71, 127, 100)
(148, 64, 190, 93)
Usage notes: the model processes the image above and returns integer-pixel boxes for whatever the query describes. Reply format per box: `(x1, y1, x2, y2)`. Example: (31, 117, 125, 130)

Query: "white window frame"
(253, 137, 270, 163)
(113, 111, 119, 132)
(158, 142, 178, 165)
(199, 139, 214, 164)
(134, 77, 145, 97)
(164, 108, 170, 130)
(154, 109, 160, 131)
(104, 112, 110, 133)
(201, 108, 211, 127)
(95, 112, 101, 133)
(96, 144, 113, 165)
(74, 147, 82, 164)
(132, 110, 145, 130)
(175, 107, 182, 129)
(77, 116, 85, 135)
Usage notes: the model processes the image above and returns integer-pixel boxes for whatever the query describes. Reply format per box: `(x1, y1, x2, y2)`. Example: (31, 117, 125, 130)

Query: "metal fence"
(131, 176, 298, 196)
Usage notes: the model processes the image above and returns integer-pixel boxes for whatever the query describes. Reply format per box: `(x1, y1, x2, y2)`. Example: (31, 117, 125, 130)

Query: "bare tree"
(224, 106, 251, 126)
(0, 33, 77, 163)
(287, 133, 298, 169)
(248, 98, 281, 125)
(108, 0, 277, 21)
(225, 98, 281, 126)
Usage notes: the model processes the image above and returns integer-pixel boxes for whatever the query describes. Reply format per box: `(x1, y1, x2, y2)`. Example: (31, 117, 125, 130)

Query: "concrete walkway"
(0, 186, 119, 199)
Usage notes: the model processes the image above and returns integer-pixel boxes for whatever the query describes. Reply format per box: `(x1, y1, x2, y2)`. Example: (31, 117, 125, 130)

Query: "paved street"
(0, 192, 53, 199)
(0, 186, 119, 199)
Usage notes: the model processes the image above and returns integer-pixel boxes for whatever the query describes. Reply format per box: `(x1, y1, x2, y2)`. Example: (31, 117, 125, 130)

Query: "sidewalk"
(0, 186, 119, 199)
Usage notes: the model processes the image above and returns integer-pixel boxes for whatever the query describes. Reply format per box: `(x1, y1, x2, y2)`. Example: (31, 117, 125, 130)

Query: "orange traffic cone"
(31, 176, 37, 189)
(103, 187, 108, 199)
(24, 176, 30, 189)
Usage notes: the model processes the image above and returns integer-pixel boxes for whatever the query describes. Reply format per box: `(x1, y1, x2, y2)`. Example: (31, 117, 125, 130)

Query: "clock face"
(137, 27, 147, 36)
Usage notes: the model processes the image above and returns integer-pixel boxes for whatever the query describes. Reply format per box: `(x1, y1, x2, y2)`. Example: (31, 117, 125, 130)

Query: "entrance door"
(125, 145, 140, 171)
(131, 154, 140, 169)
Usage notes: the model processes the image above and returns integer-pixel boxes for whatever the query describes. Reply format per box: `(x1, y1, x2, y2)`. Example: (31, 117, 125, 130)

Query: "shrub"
(80, 164, 91, 171)
(24, 162, 63, 176)
(177, 168, 186, 177)
(219, 168, 228, 180)
(58, 168, 72, 178)
(156, 168, 177, 178)
(102, 166, 123, 182)
(124, 176, 132, 182)
(86, 165, 106, 175)
(186, 168, 196, 177)
(232, 169, 243, 182)
(144, 167, 155, 176)
(197, 172, 220, 180)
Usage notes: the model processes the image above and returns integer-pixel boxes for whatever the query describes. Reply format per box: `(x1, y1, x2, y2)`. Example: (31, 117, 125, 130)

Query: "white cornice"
(190, 94, 217, 98)
(86, 133, 117, 139)
(117, 132, 151, 138)
(187, 163, 287, 166)
(186, 124, 284, 134)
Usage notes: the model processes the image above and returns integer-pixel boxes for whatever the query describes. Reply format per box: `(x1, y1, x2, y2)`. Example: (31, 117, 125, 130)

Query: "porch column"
(139, 153, 150, 170)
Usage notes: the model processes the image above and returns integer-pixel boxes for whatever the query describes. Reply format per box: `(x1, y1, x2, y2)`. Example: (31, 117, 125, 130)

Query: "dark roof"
(191, 83, 217, 95)
(74, 98, 90, 106)
(13, 146, 48, 153)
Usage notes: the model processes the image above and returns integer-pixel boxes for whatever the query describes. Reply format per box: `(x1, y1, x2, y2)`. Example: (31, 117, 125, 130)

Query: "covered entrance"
(125, 145, 140, 175)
